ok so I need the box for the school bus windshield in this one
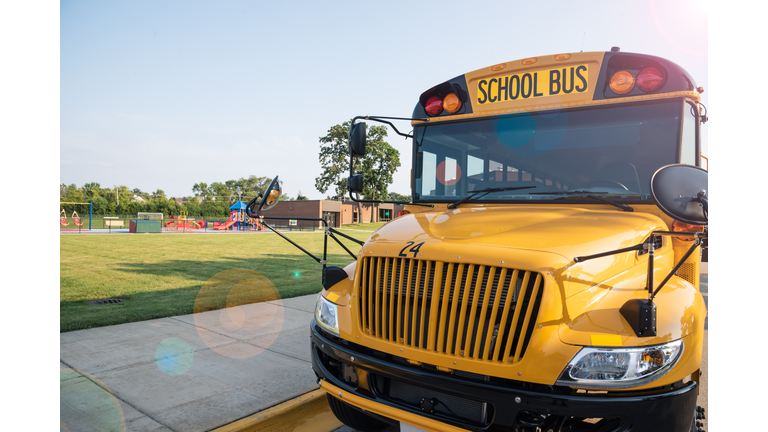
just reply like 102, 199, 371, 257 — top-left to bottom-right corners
413, 100, 685, 203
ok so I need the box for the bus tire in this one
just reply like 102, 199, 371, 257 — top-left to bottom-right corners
327, 393, 388, 432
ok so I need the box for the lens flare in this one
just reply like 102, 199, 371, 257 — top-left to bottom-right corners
155, 337, 194, 376
60, 367, 126, 432
193, 269, 283, 359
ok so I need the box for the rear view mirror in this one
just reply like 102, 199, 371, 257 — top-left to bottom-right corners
259, 176, 282, 211
349, 122, 367, 157
347, 175, 364, 193
650, 164, 708, 225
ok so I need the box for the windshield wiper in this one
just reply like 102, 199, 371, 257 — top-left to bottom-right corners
448, 186, 536, 209
528, 191, 634, 212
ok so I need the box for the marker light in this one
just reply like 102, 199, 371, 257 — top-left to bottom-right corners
554, 54, 571, 61
637, 67, 664, 92
672, 220, 705, 241
443, 93, 461, 114
609, 70, 635, 95
521, 57, 538, 65
425, 96, 443, 116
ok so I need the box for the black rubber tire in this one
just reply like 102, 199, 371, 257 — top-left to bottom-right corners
327, 393, 389, 432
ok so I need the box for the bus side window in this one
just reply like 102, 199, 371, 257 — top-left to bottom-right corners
681, 102, 697, 166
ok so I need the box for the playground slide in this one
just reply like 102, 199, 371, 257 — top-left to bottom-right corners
214, 219, 236, 230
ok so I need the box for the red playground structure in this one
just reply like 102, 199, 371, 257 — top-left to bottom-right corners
164, 211, 204, 230
214, 203, 264, 231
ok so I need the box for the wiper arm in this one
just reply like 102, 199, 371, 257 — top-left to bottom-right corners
447, 186, 536, 209
528, 190, 608, 195
528, 191, 633, 212
584, 195, 634, 212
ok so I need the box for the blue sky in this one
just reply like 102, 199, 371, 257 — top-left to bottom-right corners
60, 0, 709, 200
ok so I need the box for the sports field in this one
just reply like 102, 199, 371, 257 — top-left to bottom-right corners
60, 223, 383, 332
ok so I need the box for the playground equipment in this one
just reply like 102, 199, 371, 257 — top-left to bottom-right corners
214, 211, 239, 230
213, 202, 265, 231
164, 210, 204, 230
60, 202, 92, 230
72, 211, 83, 226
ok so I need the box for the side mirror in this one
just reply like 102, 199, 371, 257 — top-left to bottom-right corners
650, 164, 708, 225
348, 174, 364, 193
258, 176, 282, 211
349, 122, 367, 157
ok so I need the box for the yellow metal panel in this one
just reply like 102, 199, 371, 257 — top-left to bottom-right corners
492, 269, 518, 361
472, 267, 496, 359
514, 273, 542, 362
591, 335, 622, 346
503, 271, 531, 362
395, 258, 406, 342
411, 260, 424, 346
482, 268, 507, 360
445, 264, 465, 355
367, 258, 374, 334
402, 259, 415, 344
463, 265, 485, 358
436, 263, 455, 352
361, 258, 368, 334
454, 264, 475, 356
427, 261, 445, 351
388, 257, 396, 341
417, 261, 431, 348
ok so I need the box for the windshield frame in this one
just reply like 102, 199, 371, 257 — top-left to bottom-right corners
410, 98, 696, 205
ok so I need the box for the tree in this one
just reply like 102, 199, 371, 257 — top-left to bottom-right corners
388, 191, 411, 202
315, 119, 400, 221
359, 134, 401, 222
295, 190, 309, 201
152, 189, 166, 200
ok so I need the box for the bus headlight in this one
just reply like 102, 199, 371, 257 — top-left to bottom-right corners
556, 340, 683, 389
315, 295, 339, 335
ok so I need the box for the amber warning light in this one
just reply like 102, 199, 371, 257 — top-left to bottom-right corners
425, 93, 462, 116
610, 67, 665, 95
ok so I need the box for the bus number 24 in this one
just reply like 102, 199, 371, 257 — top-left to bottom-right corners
399, 241, 425, 258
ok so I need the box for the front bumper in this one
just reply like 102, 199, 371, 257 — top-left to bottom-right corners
311, 321, 698, 432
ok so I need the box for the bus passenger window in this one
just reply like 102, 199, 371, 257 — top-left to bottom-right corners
681, 103, 697, 166
467, 155, 484, 191
489, 160, 503, 182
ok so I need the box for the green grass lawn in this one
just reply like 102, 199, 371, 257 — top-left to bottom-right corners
59, 226, 383, 332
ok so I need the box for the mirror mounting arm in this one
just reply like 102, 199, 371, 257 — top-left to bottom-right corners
347, 115, 434, 208
351, 115, 430, 140
574, 230, 706, 337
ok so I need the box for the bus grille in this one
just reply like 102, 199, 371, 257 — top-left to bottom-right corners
358, 257, 544, 363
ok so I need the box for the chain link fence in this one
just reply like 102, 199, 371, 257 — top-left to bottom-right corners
59, 215, 318, 233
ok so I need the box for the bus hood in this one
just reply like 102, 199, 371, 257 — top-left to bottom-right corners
366, 205, 669, 297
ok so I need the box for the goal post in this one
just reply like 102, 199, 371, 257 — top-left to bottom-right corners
137, 212, 164, 220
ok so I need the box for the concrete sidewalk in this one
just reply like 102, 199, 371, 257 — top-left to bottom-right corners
60, 294, 335, 432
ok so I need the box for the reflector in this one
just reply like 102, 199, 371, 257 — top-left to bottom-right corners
672, 220, 704, 241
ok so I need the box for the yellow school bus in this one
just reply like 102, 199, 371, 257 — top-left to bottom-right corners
249, 47, 708, 432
